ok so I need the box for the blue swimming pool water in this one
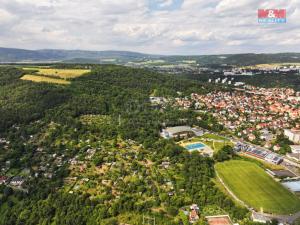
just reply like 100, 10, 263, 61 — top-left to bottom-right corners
185, 143, 205, 151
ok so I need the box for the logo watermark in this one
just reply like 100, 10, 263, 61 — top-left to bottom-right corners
258, 9, 286, 23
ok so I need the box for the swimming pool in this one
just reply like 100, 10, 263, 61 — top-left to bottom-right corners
185, 142, 205, 151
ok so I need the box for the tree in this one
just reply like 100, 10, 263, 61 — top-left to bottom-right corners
213, 145, 234, 162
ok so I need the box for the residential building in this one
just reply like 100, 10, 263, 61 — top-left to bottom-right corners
189, 204, 200, 224
284, 129, 300, 144
10, 176, 25, 186
161, 126, 196, 139
290, 145, 300, 153
0, 176, 8, 185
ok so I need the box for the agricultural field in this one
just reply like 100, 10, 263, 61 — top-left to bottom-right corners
35, 68, 91, 79
21, 74, 70, 85
21, 68, 91, 84
215, 160, 300, 214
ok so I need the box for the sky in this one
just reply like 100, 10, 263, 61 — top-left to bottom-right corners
0, 0, 300, 55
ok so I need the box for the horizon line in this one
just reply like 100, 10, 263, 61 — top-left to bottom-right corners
1, 46, 300, 57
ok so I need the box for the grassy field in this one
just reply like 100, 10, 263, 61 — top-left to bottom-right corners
21, 68, 90, 84
215, 160, 300, 214
35, 68, 91, 79
201, 133, 229, 141
194, 133, 233, 152
21, 75, 70, 85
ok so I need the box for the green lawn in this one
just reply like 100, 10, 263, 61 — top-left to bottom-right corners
195, 133, 233, 152
215, 160, 300, 214
201, 133, 229, 141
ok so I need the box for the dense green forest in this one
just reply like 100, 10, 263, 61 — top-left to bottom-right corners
0, 65, 259, 225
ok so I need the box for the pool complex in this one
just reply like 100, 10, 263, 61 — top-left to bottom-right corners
184, 142, 206, 151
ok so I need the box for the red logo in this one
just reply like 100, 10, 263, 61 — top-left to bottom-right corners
258, 9, 286, 18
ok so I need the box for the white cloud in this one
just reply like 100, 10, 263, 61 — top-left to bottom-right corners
156, 0, 174, 7
0, 0, 299, 54
0, 8, 16, 24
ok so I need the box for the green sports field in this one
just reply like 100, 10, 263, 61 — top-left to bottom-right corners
215, 160, 300, 214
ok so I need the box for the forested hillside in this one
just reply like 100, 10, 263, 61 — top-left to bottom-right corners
0, 66, 250, 225
2, 47, 300, 66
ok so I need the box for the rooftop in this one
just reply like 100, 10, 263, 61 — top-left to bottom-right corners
164, 126, 193, 135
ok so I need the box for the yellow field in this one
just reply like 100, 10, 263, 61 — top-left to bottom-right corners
21, 68, 91, 85
21, 75, 70, 85
35, 69, 90, 79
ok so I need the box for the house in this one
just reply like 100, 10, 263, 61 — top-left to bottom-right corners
290, 145, 300, 153
10, 176, 24, 186
0, 176, 8, 184
273, 144, 281, 152
191, 128, 204, 136
0, 138, 8, 144
149, 96, 166, 106
161, 161, 170, 169
248, 134, 256, 141
284, 129, 300, 144
260, 130, 274, 141
189, 204, 200, 224
264, 142, 272, 149
190, 204, 200, 211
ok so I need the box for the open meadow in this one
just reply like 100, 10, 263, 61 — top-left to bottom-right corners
215, 160, 300, 214
21, 68, 91, 84
21, 74, 70, 85
190, 133, 233, 152
35, 68, 91, 79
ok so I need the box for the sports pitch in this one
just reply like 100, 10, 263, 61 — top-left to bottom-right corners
215, 160, 300, 214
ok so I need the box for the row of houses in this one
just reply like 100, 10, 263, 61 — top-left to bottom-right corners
0, 176, 25, 186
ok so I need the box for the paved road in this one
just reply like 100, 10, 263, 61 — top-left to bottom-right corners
253, 210, 300, 224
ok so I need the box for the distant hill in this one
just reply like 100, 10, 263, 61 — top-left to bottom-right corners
0, 47, 157, 63
1, 47, 300, 65
162, 53, 300, 66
